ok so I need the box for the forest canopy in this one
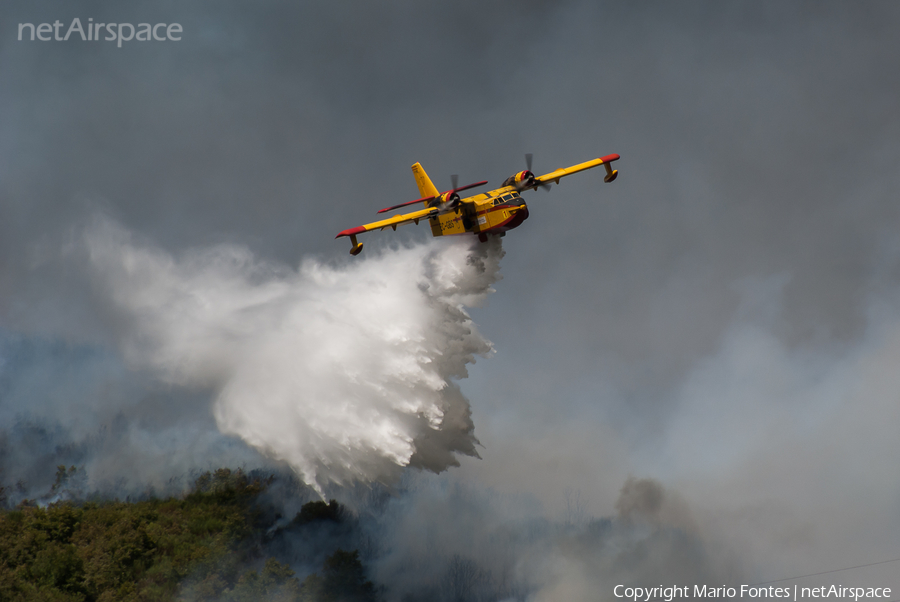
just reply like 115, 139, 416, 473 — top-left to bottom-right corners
0, 467, 377, 602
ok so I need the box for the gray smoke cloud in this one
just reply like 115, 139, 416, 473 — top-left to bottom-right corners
360, 473, 739, 602
3, 0, 900, 595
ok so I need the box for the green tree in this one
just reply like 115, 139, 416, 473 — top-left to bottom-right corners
300, 549, 377, 602
221, 558, 301, 602
293, 500, 344, 526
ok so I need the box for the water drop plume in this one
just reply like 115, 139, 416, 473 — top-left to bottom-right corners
84, 216, 503, 493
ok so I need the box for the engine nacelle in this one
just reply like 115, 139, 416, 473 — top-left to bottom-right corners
502, 170, 536, 190
428, 191, 461, 209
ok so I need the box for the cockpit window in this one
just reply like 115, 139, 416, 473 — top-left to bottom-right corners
493, 193, 521, 206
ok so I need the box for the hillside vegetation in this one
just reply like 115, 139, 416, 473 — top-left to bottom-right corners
0, 468, 377, 602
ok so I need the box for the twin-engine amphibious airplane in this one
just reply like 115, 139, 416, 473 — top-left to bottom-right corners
336, 153, 620, 255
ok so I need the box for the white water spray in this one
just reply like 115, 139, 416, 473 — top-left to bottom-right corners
84, 216, 502, 492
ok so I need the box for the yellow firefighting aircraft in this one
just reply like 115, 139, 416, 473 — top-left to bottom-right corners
336, 153, 620, 255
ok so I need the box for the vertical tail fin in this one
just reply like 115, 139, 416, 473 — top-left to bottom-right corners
411, 162, 440, 199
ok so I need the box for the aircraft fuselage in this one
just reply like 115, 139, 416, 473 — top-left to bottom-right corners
429, 188, 529, 240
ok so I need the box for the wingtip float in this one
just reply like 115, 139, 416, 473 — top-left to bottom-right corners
335, 153, 620, 255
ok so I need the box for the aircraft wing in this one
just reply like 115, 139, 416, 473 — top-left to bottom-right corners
336, 205, 439, 254
534, 153, 620, 186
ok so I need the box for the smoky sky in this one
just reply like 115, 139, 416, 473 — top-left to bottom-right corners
2, 0, 900, 594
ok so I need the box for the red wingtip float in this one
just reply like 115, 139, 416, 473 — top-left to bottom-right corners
336, 154, 620, 255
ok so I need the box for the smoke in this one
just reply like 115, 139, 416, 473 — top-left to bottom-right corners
81, 214, 501, 492
2, 1, 899, 594
357, 472, 740, 602
0, 326, 276, 502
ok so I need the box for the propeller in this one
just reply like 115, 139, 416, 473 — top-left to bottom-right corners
525, 153, 551, 191
436, 174, 463, 212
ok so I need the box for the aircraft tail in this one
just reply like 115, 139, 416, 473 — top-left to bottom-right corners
411, 162, 440, 198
